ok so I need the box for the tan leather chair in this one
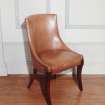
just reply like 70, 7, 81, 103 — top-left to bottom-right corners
25, 14, 84, 105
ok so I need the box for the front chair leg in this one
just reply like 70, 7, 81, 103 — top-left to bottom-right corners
77, 57, 84, 91
38, 73, 52, 105
27, 69, 37, 88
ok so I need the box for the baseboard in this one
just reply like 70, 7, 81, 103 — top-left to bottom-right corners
7, 74, 105, 78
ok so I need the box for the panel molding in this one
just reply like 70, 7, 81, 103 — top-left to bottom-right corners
14, 0, 20, 29
4, 42, 105, 74
15, 0, 105, 29
0, 9, 7, 76
14, 0, 50, 29
65, 0, 105, 29
4, 41, 105, 63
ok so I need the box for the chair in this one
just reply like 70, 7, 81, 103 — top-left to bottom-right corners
25, 14, 84, 105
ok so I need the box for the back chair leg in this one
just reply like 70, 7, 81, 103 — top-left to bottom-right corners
27, 76, 34, 88
72, 67, 77, 81
27, 69, 37, 88
77, 57, 84, 91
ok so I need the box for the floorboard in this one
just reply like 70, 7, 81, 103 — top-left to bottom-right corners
0, 75, 105, 105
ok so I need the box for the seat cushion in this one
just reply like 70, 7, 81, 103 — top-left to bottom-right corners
39, 49, 82, 73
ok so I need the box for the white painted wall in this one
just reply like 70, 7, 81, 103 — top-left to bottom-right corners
0, 0, 105, 75
0, 9, 7, 76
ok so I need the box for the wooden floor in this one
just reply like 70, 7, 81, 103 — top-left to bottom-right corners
0, 75, 105, 105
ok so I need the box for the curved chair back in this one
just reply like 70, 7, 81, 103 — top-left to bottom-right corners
26, 14, 65, 54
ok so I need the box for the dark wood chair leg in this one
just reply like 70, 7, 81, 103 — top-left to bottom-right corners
72, 67, 77, 81
77, 58, 84, 91
27, 69, 37, 88
27, 76, 34, 88
38, 72, 52, 105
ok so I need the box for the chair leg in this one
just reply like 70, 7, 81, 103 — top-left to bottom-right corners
72, 67, 77, 81
38, 73, 52, 105
77, 58, 84, 91
27, 69, 37, 88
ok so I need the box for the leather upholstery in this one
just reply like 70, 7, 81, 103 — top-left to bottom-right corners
39, 49, 82, 73
25, 14, 83, 74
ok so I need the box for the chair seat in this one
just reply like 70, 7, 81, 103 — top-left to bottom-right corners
39, 49, 82, 73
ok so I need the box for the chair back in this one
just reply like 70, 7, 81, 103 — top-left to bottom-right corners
26, 14, 65, 54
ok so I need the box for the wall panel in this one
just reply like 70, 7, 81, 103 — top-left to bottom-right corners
0, 9, 7, 76
0, 0, 105, 75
